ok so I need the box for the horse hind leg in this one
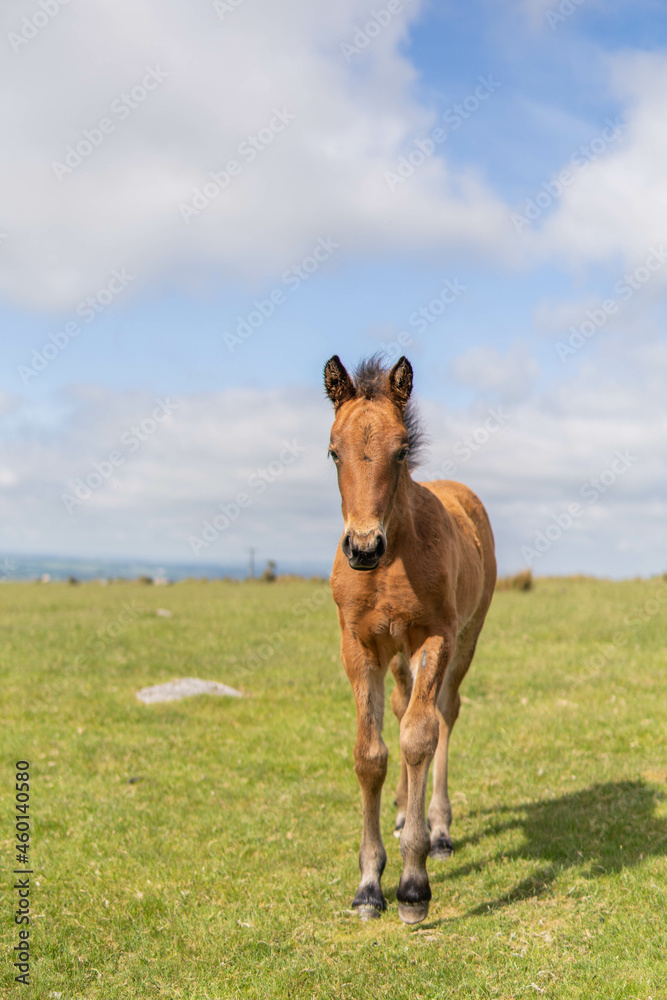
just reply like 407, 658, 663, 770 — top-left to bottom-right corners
427, 696, 459, 858
427, 620, 482, 859
389, 652, 412, 837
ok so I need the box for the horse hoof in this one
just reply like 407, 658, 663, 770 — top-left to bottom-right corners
398, 901, 430, 924
429, 837, 454, 859
352, 886, 386, 918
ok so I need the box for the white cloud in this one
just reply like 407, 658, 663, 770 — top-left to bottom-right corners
419, 341, 667, 576
0, 0, 509, 310
537, 52, 667, 274
0, 383, 338, 566
2, 340, 667, 576
0, 391, 18, 416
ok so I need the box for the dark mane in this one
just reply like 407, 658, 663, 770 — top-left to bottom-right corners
352, 354, 427, 470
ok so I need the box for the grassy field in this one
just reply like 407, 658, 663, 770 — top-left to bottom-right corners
2, 576, 666, 999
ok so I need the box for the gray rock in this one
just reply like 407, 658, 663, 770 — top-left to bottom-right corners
137, 677, 242, 703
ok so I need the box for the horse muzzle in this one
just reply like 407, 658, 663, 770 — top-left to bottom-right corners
342, 527, 387, 571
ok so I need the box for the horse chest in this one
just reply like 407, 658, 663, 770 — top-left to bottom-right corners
339, 579, 426, 648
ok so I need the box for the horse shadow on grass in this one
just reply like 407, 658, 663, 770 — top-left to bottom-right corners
424, 779, 666, 918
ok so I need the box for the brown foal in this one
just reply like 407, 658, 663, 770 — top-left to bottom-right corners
324, 354, 496, 924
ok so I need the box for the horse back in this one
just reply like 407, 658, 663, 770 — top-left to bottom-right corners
418, 478, 497, 619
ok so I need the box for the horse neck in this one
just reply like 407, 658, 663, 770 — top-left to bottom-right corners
384, 470, 421, 554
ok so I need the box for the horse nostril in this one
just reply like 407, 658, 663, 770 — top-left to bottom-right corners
343, 529, 386, 566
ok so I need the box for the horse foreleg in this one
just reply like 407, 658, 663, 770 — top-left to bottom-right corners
342, 635, 388, 919
397, 634, 454, 924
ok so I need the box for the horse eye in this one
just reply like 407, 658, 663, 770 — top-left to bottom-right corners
329, 448, 339, 463
397, 447, 409, 462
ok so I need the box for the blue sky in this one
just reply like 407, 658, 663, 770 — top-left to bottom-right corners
1, 0, 667, 576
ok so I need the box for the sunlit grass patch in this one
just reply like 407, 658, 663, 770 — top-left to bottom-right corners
1, 576, 666, 998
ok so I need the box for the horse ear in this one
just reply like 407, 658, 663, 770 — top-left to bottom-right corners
388, 356, 413, 409
324, 355, 356, 410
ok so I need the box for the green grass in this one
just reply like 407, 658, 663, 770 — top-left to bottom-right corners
2, 576, 666, 999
